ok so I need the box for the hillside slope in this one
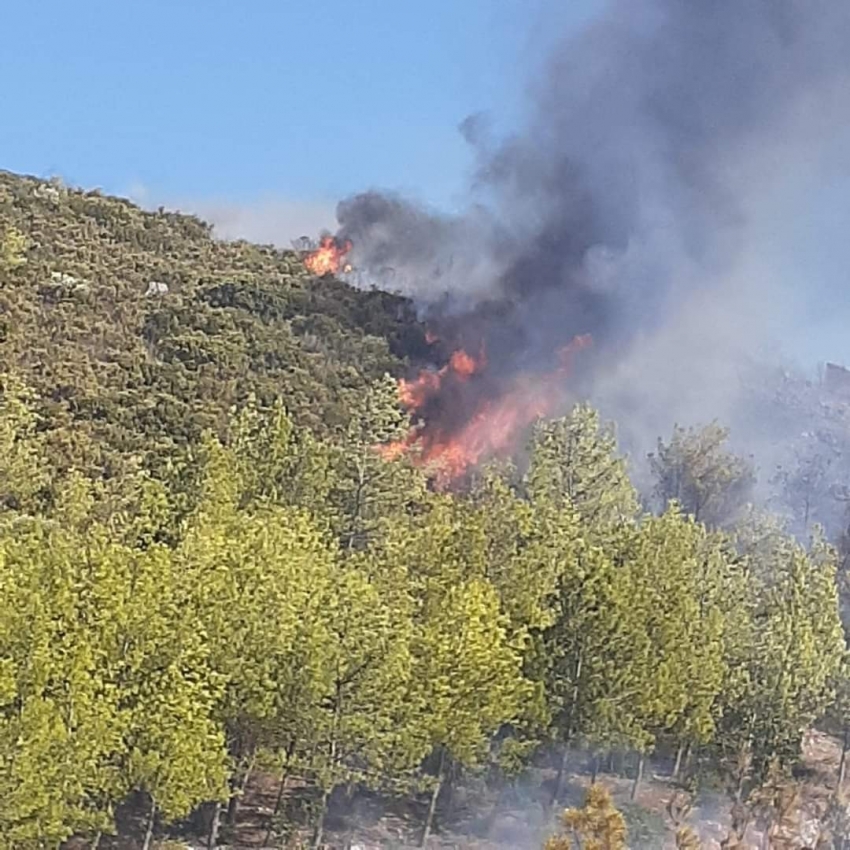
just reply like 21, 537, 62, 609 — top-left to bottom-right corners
0, 169, 426, 479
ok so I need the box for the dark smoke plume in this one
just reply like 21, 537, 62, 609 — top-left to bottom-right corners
336, 0, 850, 486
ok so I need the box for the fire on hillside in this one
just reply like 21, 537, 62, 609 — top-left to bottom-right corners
304, 234, 593, 487
303, 235, 353, 276
382, 333, 592, 487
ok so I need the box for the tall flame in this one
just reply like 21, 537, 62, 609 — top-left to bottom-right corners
383, 333, 592, 486
303, 235, 353, 276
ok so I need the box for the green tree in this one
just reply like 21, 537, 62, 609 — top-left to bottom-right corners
526, 404, 638, 534
368, 494, 530, 845
306, 566, 417, 849
330, 374, 425, 551
827, 654, 850, 790
649, 423, 754, 527
412, 577, 528, 846
0, 494, 228, 847
619, 508, 727, 797
177, 444, 338, 843
0, 226, 27, 272
543, 530, 650, 806
229, 396, 336, 518
0, 374, 49, 513
467, 464, 581, 635
718, 526, 844, 791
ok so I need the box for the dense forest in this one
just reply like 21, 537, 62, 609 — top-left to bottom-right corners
2, 170, 850, 849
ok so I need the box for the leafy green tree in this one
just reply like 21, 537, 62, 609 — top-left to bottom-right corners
229, 396, 336, 518
619, 508, 727, 797
367, 494, 530, 845
329, 374, 425, 551
177, 444, 338, 842
0, 493, 228, 847
718, 526, 844, 791
306, 566, 417, 849
650, 423, 754, 527
527, 404, 638, 535
114, 541, 228, 848
0, 226, 27, 272
828, 654, 850, 789
412, 577, 528, 846
0, 374, 49, 513
0, 514, 130, 845
543, 531, 651, 806
468, 465, 580, 637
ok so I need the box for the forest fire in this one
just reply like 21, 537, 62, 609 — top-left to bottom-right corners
303, 235, 353, 276
302, 230, 593, 484
385, 334, 592, 486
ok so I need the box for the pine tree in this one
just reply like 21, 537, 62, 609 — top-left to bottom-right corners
526, 404, 638, 535
620, 508, 727, 794
306, 566, 417, 848
649, 423, 754, 527
545, 783, 627, 850
177, 453, 339, 839
718, 524, 845, 789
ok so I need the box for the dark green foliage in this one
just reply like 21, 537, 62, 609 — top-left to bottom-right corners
0, 169, 423, 485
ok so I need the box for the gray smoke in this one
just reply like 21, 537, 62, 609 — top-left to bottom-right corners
335, 0, 850, 514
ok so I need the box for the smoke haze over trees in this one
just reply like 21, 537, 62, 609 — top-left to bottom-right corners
335, 0, 850, 501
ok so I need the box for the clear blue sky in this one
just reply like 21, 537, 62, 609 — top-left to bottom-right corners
0, 0, 600, 212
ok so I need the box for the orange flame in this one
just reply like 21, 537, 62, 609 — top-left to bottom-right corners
382, 333, 592, 486
304, 235, 353, 276
397, 346, 485, 409
449, 348, 485, 378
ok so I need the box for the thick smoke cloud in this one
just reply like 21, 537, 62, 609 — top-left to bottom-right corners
335, 0, 850, 505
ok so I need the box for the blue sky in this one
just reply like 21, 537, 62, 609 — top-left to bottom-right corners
0, 0, 600, 218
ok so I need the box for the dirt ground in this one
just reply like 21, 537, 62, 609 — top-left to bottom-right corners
64, 730, 846, 849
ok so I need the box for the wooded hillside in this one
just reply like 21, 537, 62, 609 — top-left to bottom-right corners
0, 169, 426, 482
2, 172, 850, 849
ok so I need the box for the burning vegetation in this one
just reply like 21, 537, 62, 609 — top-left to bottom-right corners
302, 230, 599, 487
382, 329, 593, 486
303, 234, 353, 276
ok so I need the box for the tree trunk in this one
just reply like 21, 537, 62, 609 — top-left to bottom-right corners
443, 756, 457, 821
617, 750, 627, 776
840, 726, 849, 790
227, 751, 256, 826
142, 797, 156, 850
264, 743, 296, 847
551, 744, 571, 809
630, 753, 645, 801
90, 831, 102, 850
591, 752, 600, 784
421, 750, 446, 848
312, 788, 329, 850
207, 800, 222, 849
550, 650, 583, 810
673, 743, 685, 779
